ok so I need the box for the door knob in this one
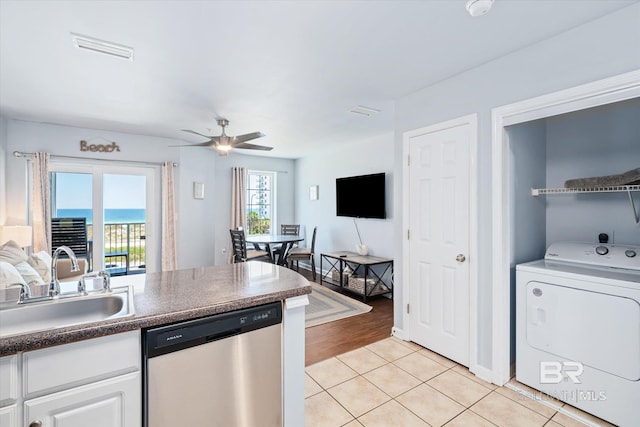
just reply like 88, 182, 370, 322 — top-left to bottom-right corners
29, 421, 43, 427
456, 254, 466, 263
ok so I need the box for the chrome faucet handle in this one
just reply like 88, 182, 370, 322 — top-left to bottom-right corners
98, 270, 111, 291
77, 278, 87, 295
7, 282, 32, 303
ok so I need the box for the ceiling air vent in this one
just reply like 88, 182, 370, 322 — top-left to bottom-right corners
349, 106, 380, 117
71, 33, 134, 61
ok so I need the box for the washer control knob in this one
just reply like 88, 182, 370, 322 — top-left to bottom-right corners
625, 249, 637, 258
595, 245, 609, 255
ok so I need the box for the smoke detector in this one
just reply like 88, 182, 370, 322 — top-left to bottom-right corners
466, 0, 494, 17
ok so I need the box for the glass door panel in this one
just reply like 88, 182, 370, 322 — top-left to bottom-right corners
103, 174, 147, 276
50, 172, 93, 271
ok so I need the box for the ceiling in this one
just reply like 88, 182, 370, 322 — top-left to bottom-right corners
0, 0, 637, 159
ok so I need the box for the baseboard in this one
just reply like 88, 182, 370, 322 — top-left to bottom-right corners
391, 326, 407, 340
470, 364, 495, 385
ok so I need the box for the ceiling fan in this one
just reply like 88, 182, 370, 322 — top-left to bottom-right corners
173, 118, 272, 155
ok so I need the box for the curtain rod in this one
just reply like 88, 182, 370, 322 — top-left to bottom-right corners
13, 151, 177, 167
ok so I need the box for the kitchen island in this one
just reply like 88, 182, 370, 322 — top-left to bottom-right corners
0, 262, 311, 427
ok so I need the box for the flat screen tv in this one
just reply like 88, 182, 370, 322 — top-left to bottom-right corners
336, 173, 386, 219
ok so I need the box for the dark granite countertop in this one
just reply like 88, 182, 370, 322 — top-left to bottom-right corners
0, 262, 311, 356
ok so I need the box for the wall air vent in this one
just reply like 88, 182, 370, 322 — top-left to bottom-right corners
71, 33, 134, 61
349, 106, 380, 117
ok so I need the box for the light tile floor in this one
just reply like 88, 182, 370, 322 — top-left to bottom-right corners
305, 337, 615, 427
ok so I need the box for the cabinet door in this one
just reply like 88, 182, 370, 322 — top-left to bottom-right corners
0, 404, 18, 427
24, 372, 140, 427
0, 354, 18, 404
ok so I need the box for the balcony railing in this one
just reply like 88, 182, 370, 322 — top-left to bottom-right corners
87, 223, 146, 276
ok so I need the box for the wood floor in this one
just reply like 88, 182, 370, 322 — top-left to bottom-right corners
296, 268, 394, 366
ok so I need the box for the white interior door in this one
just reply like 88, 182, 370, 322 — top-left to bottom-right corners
408, 122, 470, 366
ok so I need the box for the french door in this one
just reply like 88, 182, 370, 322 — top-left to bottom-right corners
49, 162, 157, 275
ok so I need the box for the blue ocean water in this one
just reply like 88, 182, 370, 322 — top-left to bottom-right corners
55, 209, 146, 224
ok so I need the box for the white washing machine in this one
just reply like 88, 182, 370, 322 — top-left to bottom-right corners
516, 242, 640, 427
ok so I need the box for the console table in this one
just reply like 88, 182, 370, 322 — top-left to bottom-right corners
320, 251, 393, 302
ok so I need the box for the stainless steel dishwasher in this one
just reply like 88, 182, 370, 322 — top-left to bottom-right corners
143, 301, 283, 427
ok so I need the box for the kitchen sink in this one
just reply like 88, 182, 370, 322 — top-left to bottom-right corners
0, 286, 134, 338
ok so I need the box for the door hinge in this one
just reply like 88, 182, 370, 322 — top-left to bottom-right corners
407, 229, 410, 240
407, 155, 410, 166
406, 303, 410, 314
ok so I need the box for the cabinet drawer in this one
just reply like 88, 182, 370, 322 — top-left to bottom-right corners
23, 330, 140, 397
24, 371, 141, 427
0, 354, 18, 405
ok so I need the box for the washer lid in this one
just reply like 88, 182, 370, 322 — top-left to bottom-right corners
545, 242, 640, 271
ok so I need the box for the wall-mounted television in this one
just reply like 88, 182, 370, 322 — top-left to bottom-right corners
336, 173, 386, 219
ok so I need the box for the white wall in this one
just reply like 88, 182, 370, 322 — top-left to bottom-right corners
394, 3, 640, 370
294, 133, 394, 271
0, 117, 7, 225
213, 153, 296, 266
545, 98, 640, 245
1, 118, 296, 270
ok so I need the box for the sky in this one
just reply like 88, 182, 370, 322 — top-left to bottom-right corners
54, 172, 146, 209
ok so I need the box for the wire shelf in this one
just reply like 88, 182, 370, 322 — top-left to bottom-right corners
531, 185, 640, 196
531, 185, 640, 224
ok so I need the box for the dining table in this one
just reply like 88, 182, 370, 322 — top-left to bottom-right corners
245, 234, 305, 266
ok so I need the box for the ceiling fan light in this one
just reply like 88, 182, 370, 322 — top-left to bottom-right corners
466, 0, 494, 17
217, 145, 232, 153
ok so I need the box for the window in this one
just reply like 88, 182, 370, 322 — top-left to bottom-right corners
246, 171, 276, 235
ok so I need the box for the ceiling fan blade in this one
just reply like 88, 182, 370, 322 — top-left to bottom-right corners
169, 141, 215, 148
181, 129, 214, 139
233, 131, 266, 144
231, 141, 273, 151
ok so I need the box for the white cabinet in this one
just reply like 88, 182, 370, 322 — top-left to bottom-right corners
1, 330, 141, 427
0, 354, 19, 427
24, 372, 139, 427
0, 404, 18, 427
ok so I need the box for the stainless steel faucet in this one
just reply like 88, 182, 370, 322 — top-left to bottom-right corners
50, 245, 79, 297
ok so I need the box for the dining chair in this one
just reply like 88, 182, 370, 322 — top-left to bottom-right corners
272, 224, 300, 263
286, 226, 317, 279
229, 229, 272, 263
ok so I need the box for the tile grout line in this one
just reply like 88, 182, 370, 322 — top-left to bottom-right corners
503, 382, 605, 426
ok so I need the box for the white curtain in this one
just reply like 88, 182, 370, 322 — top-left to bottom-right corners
31, 152, 50, 253
231, 167, 247, 230
161, 161, 177, 271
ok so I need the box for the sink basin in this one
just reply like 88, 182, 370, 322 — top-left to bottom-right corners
0, 287, 134, 338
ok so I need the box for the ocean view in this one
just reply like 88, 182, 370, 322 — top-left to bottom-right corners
55, 208, 146, 224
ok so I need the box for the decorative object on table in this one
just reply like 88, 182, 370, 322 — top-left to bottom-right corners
305, 283, 371, 328
287, 226, 317, 279
564, 167, 640, 189
173, 118, 272, 156
353, 218, 368, 256
193, 182, 205, 199
331, 265, 353, 283
309, 185, 319, 201
347, 275, 391, 296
